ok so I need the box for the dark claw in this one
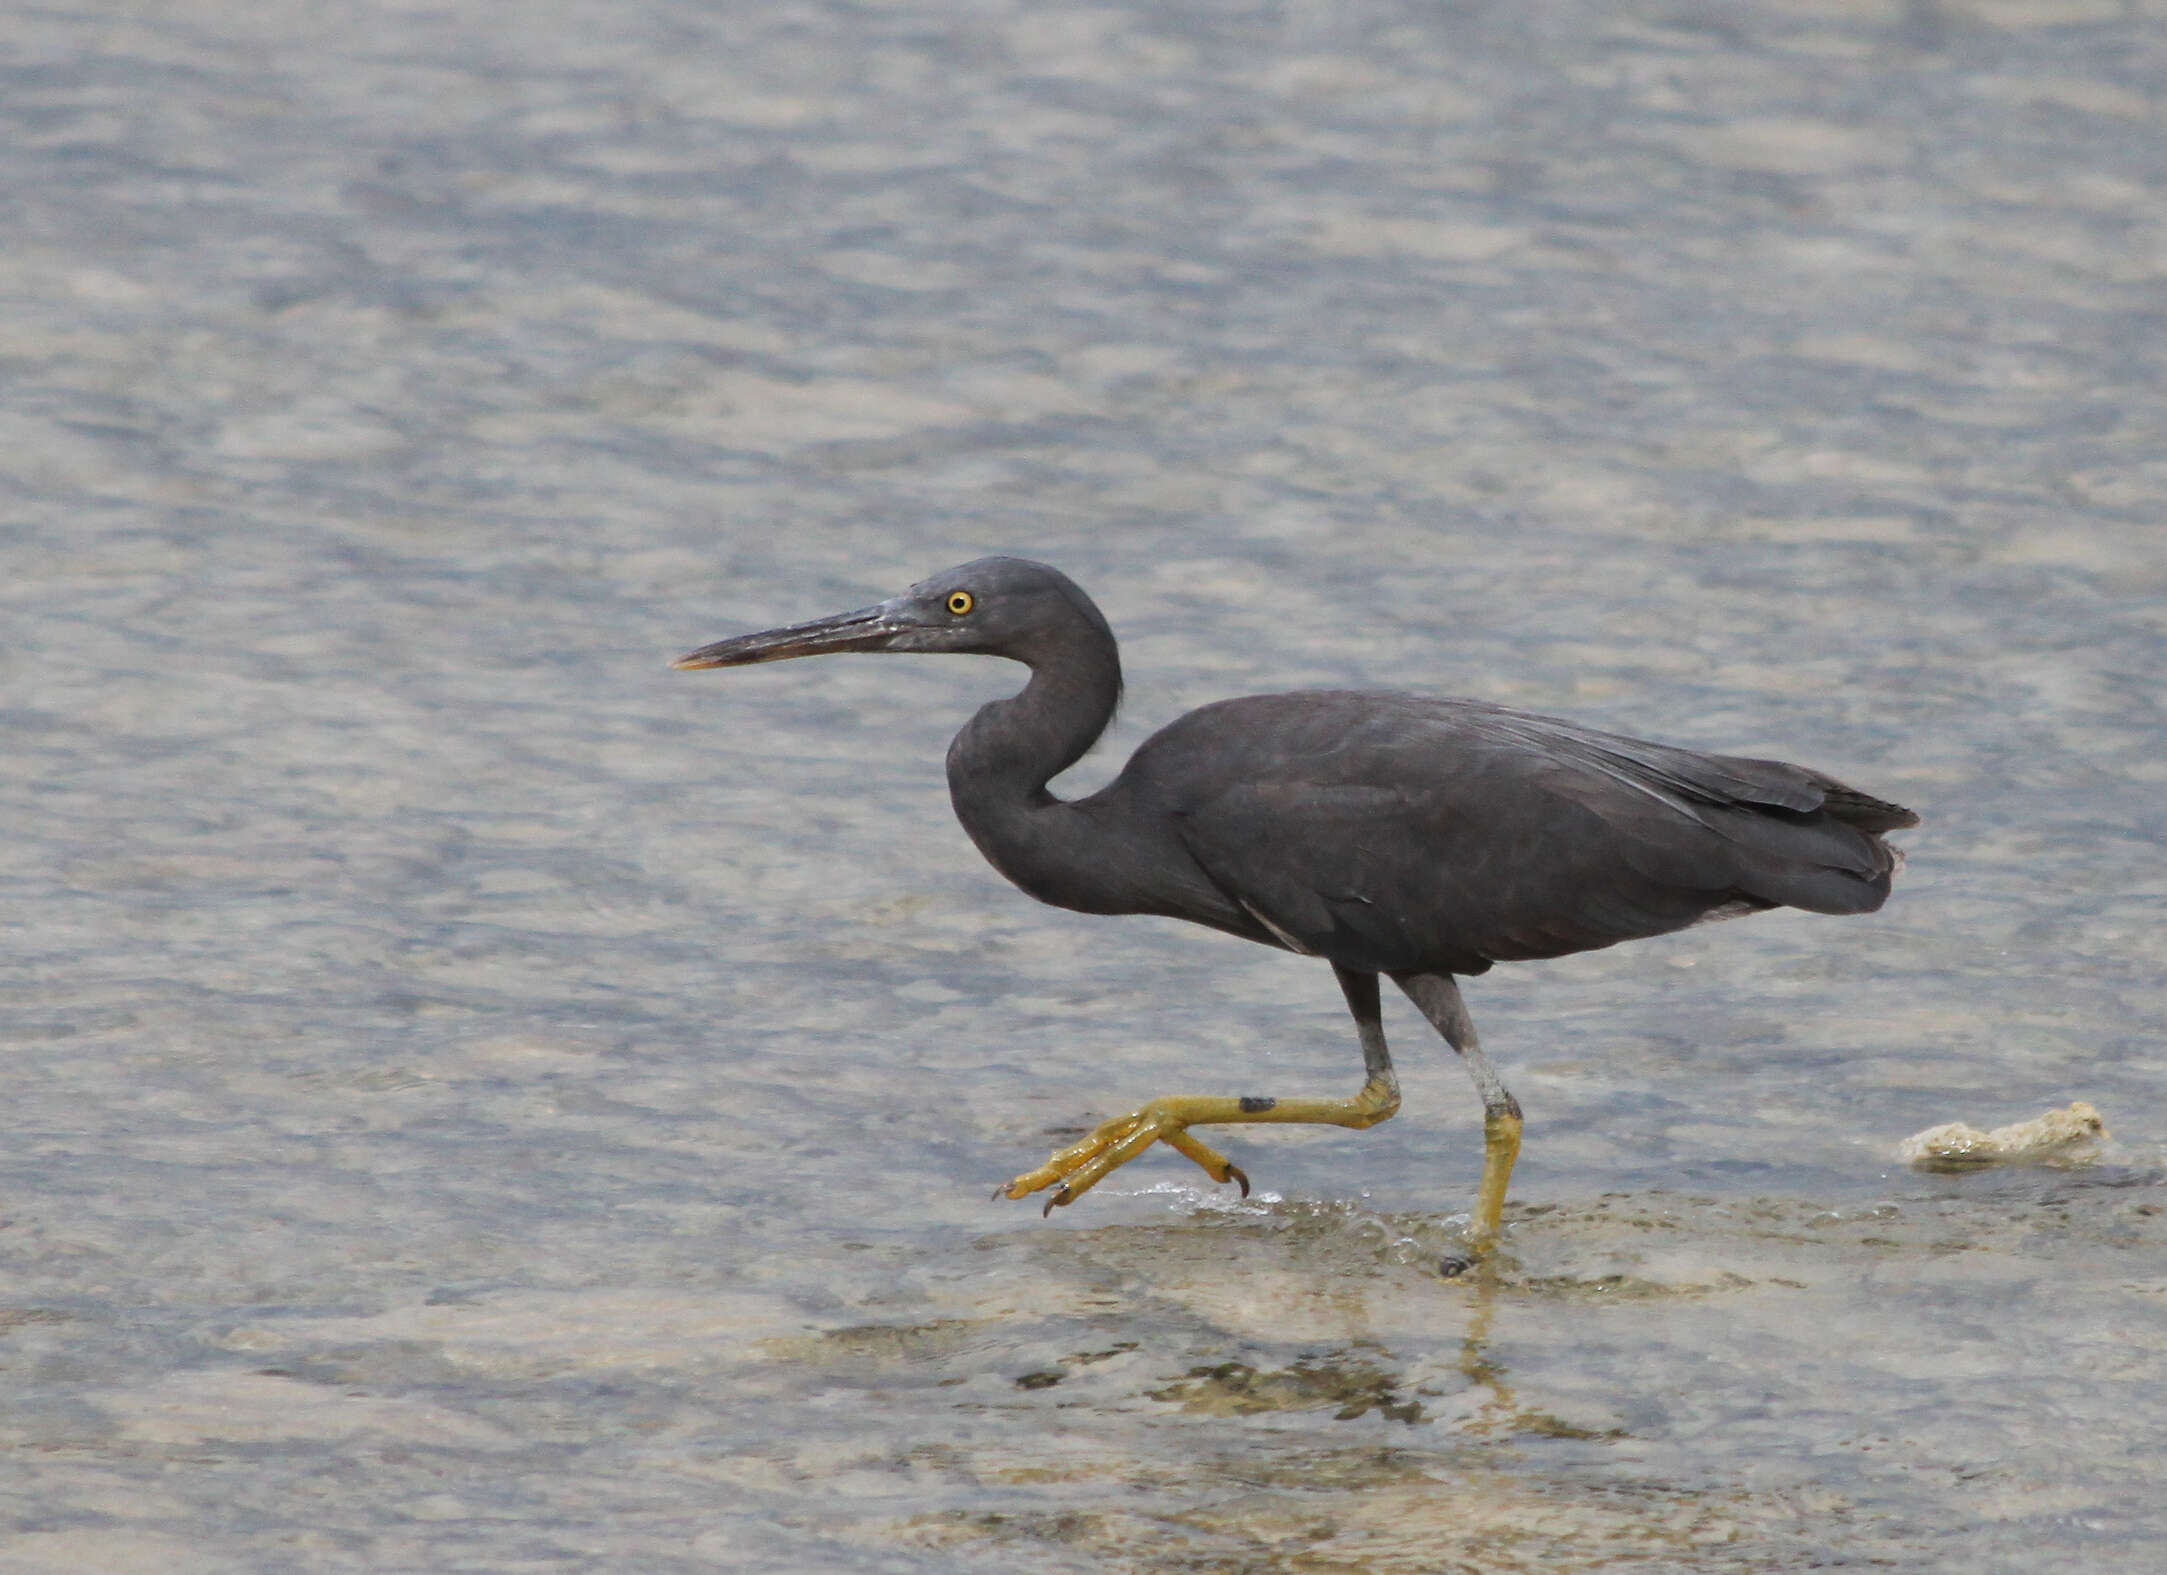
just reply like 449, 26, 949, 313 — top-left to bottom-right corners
1042, 1188, 1071, 1218
1226, 1164, 1251, 1199
1438, 1252, 1473, 1279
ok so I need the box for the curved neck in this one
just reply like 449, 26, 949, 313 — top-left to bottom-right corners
945, 618, 1121, 891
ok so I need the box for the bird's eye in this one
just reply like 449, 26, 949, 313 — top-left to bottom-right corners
947, 591, 975, 616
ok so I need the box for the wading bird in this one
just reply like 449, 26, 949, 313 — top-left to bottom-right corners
675, 558, 1914, 1250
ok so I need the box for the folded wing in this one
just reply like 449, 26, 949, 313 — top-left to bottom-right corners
1125, 692, 1914, 976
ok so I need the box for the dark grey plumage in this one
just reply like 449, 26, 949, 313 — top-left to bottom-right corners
1088, 691, 1912, 974
677, 556, 1916, 1243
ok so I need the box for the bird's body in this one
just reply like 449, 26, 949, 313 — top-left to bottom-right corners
677, 557, 1915, 1254
998, 690, 1909, 975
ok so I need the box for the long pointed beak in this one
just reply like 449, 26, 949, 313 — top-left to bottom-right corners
672, 601, 909, 670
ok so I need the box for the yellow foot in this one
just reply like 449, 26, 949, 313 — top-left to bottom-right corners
1469, 1109, 1522, 1247
1439, 1108, 1524, 1273
999, 1098, 1250, 1215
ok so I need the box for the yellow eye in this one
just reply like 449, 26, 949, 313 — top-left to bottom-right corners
946, 590, 975, 616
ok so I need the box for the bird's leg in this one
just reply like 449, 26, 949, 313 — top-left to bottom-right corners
1000, 965, 1401, 1214
1394, 971, 1521, 1251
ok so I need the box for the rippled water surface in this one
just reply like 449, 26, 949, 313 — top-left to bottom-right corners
6, 1, 2166, 1569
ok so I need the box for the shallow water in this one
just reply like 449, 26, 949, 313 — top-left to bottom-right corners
5, 0, 2166, 1569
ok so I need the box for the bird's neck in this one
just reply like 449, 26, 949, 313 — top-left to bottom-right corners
945, 634, 1121, 901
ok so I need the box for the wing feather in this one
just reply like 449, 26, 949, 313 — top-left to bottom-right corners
1115, 691, 1912, 975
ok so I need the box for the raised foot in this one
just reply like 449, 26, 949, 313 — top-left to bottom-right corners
999, 1099, 1250, 1214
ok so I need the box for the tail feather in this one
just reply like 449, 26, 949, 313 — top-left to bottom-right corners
1811, 778, 1918, 833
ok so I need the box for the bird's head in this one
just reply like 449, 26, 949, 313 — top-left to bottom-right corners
673, 556, 1113, 671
